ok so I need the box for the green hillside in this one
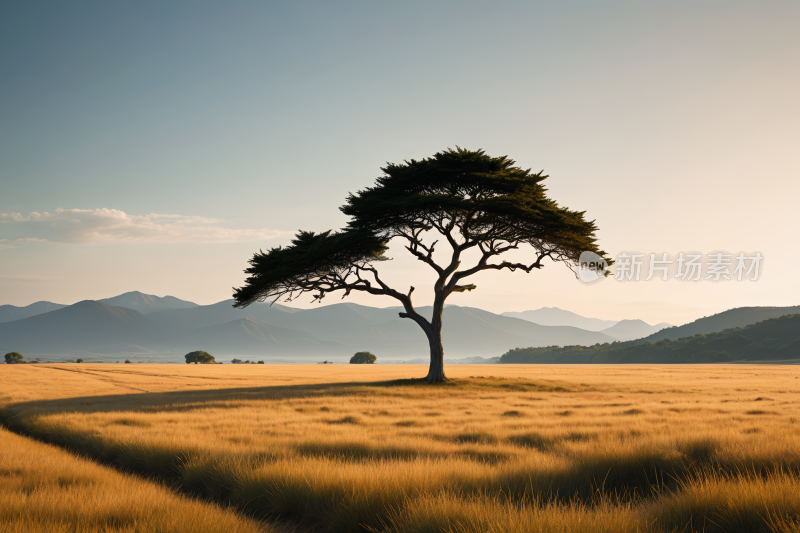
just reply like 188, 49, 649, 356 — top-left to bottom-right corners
500, 313, 800, 364
632, 305, 800, 343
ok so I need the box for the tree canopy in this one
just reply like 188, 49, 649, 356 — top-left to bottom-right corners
234, 148, 610, 382
4, 352, 23, 364
185, 351, 216, 364
350, 351, 377, 364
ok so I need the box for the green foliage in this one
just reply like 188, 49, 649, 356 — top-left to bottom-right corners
185, 351, 216, 364
500, 313, 800, 364
76, 358, 84, 364
350, 351, 377, 364
233, 148, 610, 309
4, 352, 23, 364
342, 147, 610, 266
233, 229, 388, 307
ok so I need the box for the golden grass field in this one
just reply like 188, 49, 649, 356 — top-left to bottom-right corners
2, 363, 800, 533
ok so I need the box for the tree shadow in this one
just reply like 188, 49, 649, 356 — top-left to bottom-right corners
0, 378, 443, 422
0, 375, 578, 423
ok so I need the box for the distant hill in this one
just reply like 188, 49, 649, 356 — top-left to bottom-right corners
178, 317, 348, 356
500, 313, 800, 364
8, 294, 793, 364
0, 301, 67, 323
148, 301, 615, 358
0, 300, 164, 353
99, 291, 198, 314
144, 299, 330, 332
306, 305, 616, 358
631, 306, 800, 344
0, 297, 615, 361
599, 319, 672, 342
502, 308, 618, 331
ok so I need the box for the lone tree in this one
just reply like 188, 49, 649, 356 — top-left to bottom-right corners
234, 148, 609, 382
350, 351, 377, 364
4, 352, 23, 364
185, 351, 216, 364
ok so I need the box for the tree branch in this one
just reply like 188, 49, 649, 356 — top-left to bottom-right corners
399, 230, 444, 275
444, 248, 555, 294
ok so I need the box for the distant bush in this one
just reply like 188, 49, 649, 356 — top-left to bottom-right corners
257, 361, 264, 364
76, 358, 84, 364
4, 352, 23, 364
185, 351, 216, 364
350, 351, 377, 364
231, 358, 243, 364
124, 360, 131, 364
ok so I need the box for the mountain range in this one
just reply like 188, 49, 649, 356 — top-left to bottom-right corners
501, 308, 671, 341
630, 306, 800, 344
99, 291, 199, 314
0, 293, 619, 362
2, 292, 794, 364
0, 301, 68, 323
502, 308, 619, 331
500, 312, 800, 364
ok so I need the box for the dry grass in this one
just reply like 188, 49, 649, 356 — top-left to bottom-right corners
2, 363, 800, 532
0, 426, 269, 533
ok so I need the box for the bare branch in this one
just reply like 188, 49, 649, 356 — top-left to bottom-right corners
444, 248, 555, 295
400, 229, 444, 275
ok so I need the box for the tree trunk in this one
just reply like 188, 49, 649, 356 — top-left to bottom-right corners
425, 330, 446, 382
425, 297, 447, 383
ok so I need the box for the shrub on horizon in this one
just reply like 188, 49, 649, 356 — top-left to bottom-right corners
185, 351, 216, 364
350, 351, 377, 364
76, 358, 84, 363
4, 352, 23, 364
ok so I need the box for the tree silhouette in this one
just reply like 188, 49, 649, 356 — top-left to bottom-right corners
350, 351, 377, 364
185, 351, 216, 364
234, 148, 610, 382
4, 352, 23, 364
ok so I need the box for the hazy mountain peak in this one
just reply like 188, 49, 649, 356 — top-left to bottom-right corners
502, 308, 618, 331
600, 319, 672, 342
0, 300, 68, 323
99, 291, 199, 314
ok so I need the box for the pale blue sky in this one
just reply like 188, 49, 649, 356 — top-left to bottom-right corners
2, 1, 798, 325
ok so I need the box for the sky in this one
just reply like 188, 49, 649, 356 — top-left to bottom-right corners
1, 1, 798, 326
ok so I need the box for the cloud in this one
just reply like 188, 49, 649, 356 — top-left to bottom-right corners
0, 274, 51, 282
0, 244, 13, 249
0, 208, 287, 244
